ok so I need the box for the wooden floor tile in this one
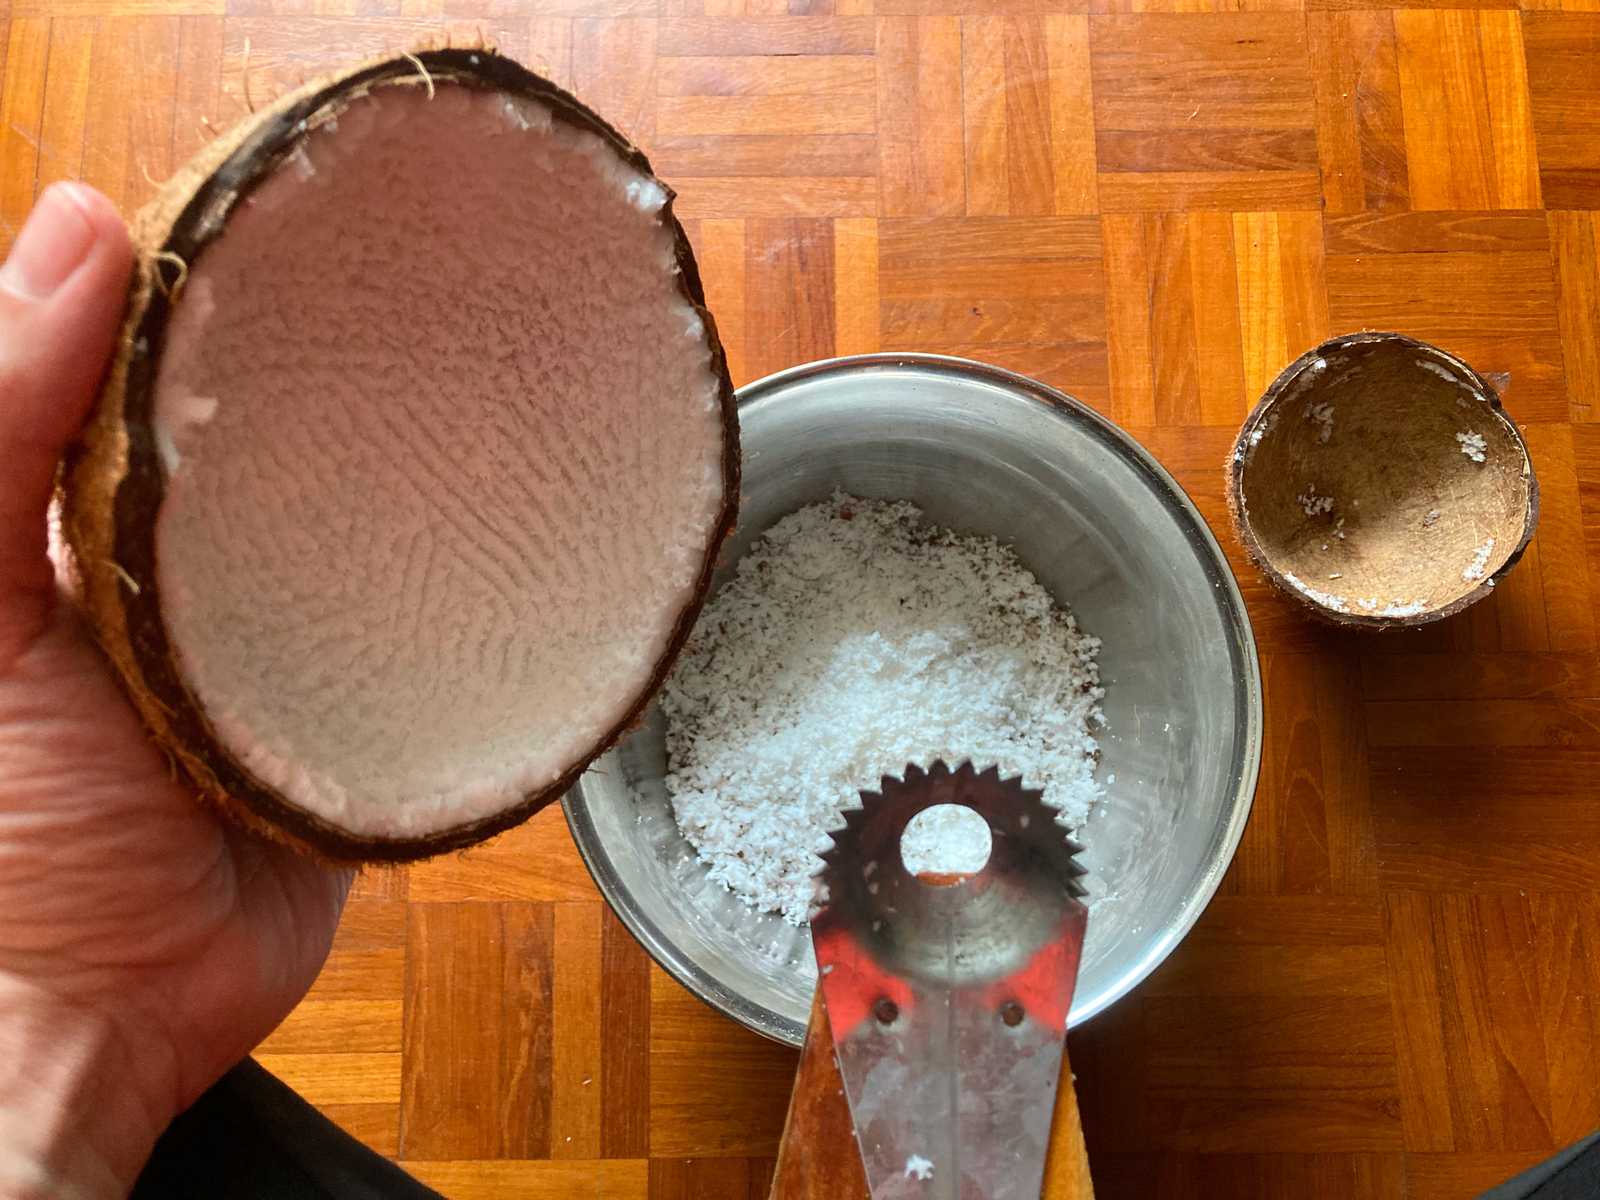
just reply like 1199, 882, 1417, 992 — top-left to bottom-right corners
1309, 11, 1408, 213
959, 16, 1094, 217
1384, 892, 1600, 1153
877, 15, 964, 217
1375, 746, 1600, 892
1230, 654, 1376, 895
308, 899, 407, 1000
258, 998, 404, 1055
744, 217, 837, 380
1092, 1153, 1405, 1199
1100, 213, 1247, 427
648, 967, 796, 1158
601, 906, 652, 1159
1144, 896, 1388, 998
406, 1160, 650, 1199
879, 214, 1108, 401
833, 215, 880, 357
550, 904, 604, 1159
1524, 13, 1600, 206
1574, 425, 1600, 575
1141, 992, 1404, 1152
1091, 14, 1319, 211
1405, 1151, 1562, 1198
1324, 242, 1567, 421
15, 10, 1600, 1195
648, 1157, 775, 1198
1551, 210, 1600, 422
255, 1051, 404, 1107
1231, 210, 1329, 404
400, 903, 555, 1160
407, 805, 601, 903
573, 18, 659, 148
1393, 11, 1541, 211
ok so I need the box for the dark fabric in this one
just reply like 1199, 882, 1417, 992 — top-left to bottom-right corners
124, 1062, 1600, 1200
129, 1059, 441, 1200
1480, 1131, 1600, 1200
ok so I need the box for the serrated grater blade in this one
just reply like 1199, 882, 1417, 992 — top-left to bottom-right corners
810, 760, 1089, 1200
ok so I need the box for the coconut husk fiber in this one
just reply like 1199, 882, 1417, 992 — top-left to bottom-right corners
1225, 333, 1537, 629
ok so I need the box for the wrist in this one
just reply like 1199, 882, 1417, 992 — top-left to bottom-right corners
0, 978, 169, 1200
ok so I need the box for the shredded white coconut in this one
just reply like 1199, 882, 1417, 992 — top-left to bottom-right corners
905, 1155, 935, 1181
661, 493, 1104, 925
1297, 486, 1335, 517
1282, 571, 1348, 613
1463, 538, 1496, 582
1380, 598, 1430, 617
1457, 431, 1488, 463
900, 804, 992, 876
1305, 401, 1334, 444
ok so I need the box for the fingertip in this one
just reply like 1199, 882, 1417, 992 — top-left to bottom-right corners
0, 181, 133, 467
53, 181, 120, 231
53, 181, 134, 285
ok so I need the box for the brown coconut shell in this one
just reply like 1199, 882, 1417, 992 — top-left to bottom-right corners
62, 48, 740, 862
1224, 332, 1537, 630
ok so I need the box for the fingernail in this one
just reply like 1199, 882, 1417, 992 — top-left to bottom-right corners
0, 182, 98, 301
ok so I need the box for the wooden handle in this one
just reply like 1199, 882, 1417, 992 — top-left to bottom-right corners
769, 989, 1094, 1199
1041, 1027, 1095, 1199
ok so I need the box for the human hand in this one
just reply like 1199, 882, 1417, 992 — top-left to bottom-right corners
0, 184, 353, 1199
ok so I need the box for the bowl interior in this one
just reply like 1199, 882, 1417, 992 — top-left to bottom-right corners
1232, 336, 1536, 624
565, 356, 1262, 1045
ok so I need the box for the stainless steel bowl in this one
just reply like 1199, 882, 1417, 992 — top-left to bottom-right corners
564, 354, 1262, 1046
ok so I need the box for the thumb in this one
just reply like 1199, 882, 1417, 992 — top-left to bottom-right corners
0, 182, 133, 661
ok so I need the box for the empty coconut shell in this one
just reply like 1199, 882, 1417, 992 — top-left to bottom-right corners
64, 50, 739, 860
1226, 333, 1537, 628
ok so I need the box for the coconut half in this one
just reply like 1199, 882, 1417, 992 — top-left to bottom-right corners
64, 50, 739, 860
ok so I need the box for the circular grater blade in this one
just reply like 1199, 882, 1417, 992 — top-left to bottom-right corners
811, 760, 1090, 1200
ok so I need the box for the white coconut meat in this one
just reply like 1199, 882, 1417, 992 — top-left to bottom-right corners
150, 81, 727, 839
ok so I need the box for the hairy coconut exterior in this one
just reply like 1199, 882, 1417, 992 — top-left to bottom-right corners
63, 49, 741, 862
1224, 332, 1537, 630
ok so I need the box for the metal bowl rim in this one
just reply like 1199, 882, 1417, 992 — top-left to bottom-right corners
563, 351, 1264, 1047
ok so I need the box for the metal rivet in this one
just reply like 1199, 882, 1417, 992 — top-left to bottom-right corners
1000, 1001, 1024, 1027
874, 998, 899, 1025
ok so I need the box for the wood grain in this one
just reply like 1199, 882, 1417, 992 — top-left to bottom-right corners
1394, 11, 1540, 210
877, 15, 963, 216
550, 904, 604, 1159
766, 990, 869, 1200
13, 7, 1600, 1195
601, 906, 653, 1159
1, 19, 51, 238
400, 904, 555, 1160
1232, 211, 1330, 404
1324, 244, 1568, 420
879, 215, 1106, 404
1309, 11, 1408, 213
1552, 209, 1600, 422
1524, 14, 1600, 206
